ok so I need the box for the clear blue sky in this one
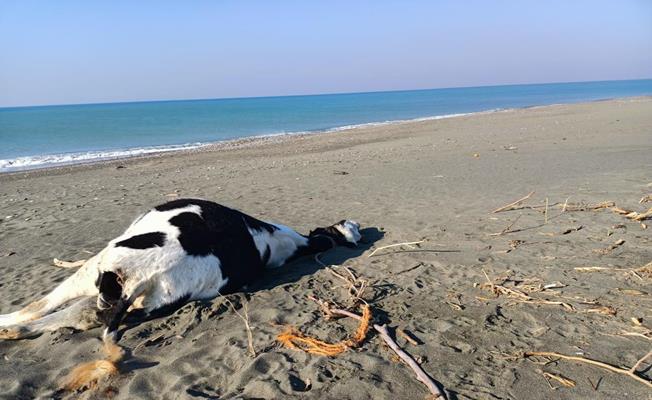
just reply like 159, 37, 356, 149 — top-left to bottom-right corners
1, 0, 650, 107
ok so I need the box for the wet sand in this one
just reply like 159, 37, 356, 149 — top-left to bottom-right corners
0, 97, 651, 399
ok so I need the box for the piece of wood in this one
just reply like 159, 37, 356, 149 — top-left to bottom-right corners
374, 324, 447, 399
320, 306, 447, 399
53, 258, 86, 268
524, 351, 652, 389
492, 191, 535, 213
398, 328, 420, 346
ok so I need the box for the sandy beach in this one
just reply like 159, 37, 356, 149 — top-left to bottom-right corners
0, 98, 651, 399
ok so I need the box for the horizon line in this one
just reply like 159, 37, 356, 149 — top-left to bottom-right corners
2, 77, 651, 110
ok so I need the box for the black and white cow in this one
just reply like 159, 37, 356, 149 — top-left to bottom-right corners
0, 198, 361, 342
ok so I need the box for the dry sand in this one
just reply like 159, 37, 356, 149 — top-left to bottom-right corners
0, 98, 651, 399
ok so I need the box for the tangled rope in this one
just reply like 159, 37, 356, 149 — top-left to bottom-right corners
277, 304, 371, 356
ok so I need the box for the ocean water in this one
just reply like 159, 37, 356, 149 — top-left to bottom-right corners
1, 79, 651, 172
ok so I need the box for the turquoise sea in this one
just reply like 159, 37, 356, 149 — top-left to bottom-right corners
1, 79, 651, 172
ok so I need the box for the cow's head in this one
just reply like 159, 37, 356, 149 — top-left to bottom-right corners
309, 220, 361, 248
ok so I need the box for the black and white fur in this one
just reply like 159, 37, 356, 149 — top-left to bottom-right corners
0, 198, 361, 341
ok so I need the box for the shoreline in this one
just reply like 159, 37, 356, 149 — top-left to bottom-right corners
1, 97, 651, 399
2, 95, 649, 176
0, 111, 476, 174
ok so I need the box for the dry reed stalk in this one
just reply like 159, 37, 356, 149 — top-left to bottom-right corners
640, 194, 652, 204
611, 206, 633, 215
625, 207, 652, 221
524, 351, 652, 389
53, 258, 86, 268
326, 265, 368, 304
219, 293, 256, 358
541, 371, 576, 388
593, 239, 625, 255
397, 328, 420, 346
492, 191, 535, 213
488, 214, 522, 236
574, 261, 652, 279
561, 197, 570, 213
367, 240, 426, 257
480, 270, 574, 311
563, 201, 615, 211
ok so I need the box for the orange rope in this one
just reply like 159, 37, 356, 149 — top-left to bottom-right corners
277, 304, 371, 356
61, 339, 124, 391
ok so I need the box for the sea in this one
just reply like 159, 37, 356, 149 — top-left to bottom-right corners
1, 79, 651, 172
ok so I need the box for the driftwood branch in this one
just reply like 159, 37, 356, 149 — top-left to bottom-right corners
374, 324, 447, 399
524, 351, 652, 389
309, 298, 448, 400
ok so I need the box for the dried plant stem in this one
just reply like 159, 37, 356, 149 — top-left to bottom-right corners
53, 258, 86, 268
398, 328, 420, 346
492, 191, 535, 213
219, 294, 255, 358
544, 198, 549, 224
367, 240, 426, 257
488, 214, 522, 236
574, 261, 651, 279
541, 371, 575, 388
524, 351, 652, 389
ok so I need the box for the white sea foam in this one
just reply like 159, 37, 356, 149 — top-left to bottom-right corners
0, 111, 483, 173
0, 143, 206, 172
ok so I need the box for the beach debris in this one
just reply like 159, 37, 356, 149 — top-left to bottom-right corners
374, 323, 447, 399
584, 305, 617, 316
488, 214, 522, 236
593, 239, 625, 255
53, 258, 86, 268
277, 303, 371, 356
563, 201, 615, 212
333, 170, 349, 175
502, 145, 518, 151
367, 240, 426, 257
540, 370, 576, 389
61, 338, 124, 391
574, 262, 652, 279
304, 297, 448, 400
623, 207, 652, 222
473, 153, 480, 158
219, 293, 255, 358
479, 270, 574, 311
397, 327, 420, 346
560, 225, 583, 235
639, 194, 652, 204
492, 191, 535, 213
613, 288, 647, 296
587, 376, 602, 391
523, 350, 652, 389
1, 251, 16, 257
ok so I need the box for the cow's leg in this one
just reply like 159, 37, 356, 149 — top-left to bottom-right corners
0, 251, 103, 327
0, 297, 100, 339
